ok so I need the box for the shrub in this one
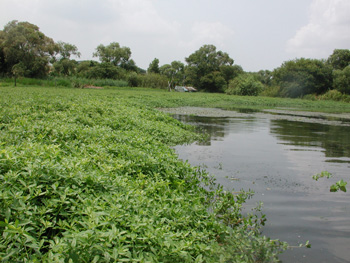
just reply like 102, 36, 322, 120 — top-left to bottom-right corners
226, 74, 264, 96
273, 58, 333, 97
333, 65, 350, 94
140, 73, 168, 89
319, 90, 350, 102
260, 85, 281, 97
126, 72, 141, 87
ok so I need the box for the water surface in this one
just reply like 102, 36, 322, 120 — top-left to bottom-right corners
173, 111, 350, 263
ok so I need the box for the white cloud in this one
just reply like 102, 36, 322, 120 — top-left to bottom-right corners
287, 0, 350, 58
179, 21, 234, 51
113, 0, 179, 37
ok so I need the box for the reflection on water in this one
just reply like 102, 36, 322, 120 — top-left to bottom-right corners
270, 120, 350, 159
174, 112, 350, 263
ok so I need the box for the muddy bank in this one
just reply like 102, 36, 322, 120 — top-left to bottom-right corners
158, 107, 350, 127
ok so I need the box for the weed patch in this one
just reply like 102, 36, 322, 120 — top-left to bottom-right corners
0, 87, 287, 262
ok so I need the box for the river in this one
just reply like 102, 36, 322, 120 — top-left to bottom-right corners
164, 107, 350, 263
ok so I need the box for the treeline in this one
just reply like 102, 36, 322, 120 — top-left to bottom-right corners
1, 20, 350, 100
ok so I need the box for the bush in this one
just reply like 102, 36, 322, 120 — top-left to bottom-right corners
273, 58, 333, 98
140, 73, 168, 89
333, 65, 350, 94
260, 85, 281, 97
126, 72, 141, 87
226, 74, 264, 96
319, 90, 350, 102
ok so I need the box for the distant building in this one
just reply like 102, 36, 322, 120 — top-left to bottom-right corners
174, 86, 197, 92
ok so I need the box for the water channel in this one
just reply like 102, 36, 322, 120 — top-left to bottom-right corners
166, 108, 350, 263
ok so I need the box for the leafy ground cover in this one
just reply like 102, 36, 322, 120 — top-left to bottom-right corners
0, 86, 288, 262
105, 87, 350, 114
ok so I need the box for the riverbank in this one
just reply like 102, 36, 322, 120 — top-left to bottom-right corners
158, 106, 350, 127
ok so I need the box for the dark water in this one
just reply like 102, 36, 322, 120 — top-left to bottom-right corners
173, 113, 350, 263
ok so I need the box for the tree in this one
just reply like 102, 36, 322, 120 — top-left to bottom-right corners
52, 41, 81, 76
147, 58, 160, 74
333, 65, 350, 94
85, 62, 125, 79
52, 59, 79, 76
56, 41, 80, 60
219, 64, 244, 84
160, 60, 185, 89
93, 42, 131, 67
120, 59, 139, 72
11, 62, 26, 86
273, 58, 333, 98
226, 74, 264, 96
200, 71, 227, 92
0, 20, 57, 77
185, 44, 234, 92
327, 49, 350, 70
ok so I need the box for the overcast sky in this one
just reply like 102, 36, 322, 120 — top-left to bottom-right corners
1, 0, 350, 71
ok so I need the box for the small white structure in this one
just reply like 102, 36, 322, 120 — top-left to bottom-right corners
174, 86, 197, 92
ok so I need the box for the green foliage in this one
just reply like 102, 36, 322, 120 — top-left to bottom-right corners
84, 62, 126, 80
52, 59, 79, 76
312, 171, 347, 193
330, 180, 347, 193
226, 74, 264, 96
260, 86, 281, 97
55, 41, 81, 60
185, 45, 234, 92
140, 73, 168, 89
319, 89, 350, 102
0, 76, 128, 88
0, 86, 286, 262
327, 49, 350, 70
159, 61, 185, 88
93, 42, 131, 67
312, 171, 332, 181
0, 20, 57, 78
200, 71, 227, 93
147, 58, 160, 74
220, 64, 244, 84
126, 72, 142, 87
273, 58, 333, 98
333, 65, 350, 94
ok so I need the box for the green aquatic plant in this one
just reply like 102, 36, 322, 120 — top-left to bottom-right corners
312, 171, 347, 193
0, 86, 287, 262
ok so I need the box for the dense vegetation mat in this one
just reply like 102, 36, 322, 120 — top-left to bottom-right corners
0, 87, 285, 262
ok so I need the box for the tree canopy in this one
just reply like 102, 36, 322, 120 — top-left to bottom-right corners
93, 42, 131, 67
0, 20, 57, 77
159, 60, 185, 88
185, 45, 235, 92
1, 20, 350, 99
273, 58, 333, 98
147, 58, 160, 74
327, 49, 350, 70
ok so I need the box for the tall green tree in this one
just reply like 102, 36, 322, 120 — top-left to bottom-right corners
333, 65, 350, 94
93, 42, 131, 67
52, 41, 81, 76
159, 60, 185, 88
226, 74, 264, 96
273, 58, 333, 97
147, 58, 160, 74
220, 64, 244, 84
56, 41, 81, 60
0, 20, 57, 77
327, 49, 350, 70
185, 44, 234, 92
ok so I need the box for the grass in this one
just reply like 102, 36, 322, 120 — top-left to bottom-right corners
0, 86, 288, 262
